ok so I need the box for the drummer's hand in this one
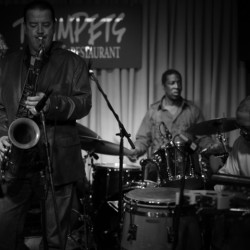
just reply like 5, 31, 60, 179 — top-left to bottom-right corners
126, 148, 138, 162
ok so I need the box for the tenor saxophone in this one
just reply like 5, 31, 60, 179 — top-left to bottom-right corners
0, 40, 45, 181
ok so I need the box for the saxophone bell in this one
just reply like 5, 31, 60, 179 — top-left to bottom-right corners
0, 118, 40, 181
8, 118, 40, 149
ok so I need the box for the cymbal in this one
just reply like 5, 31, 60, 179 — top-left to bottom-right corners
186, 117, 238, 135
76, 123, 100, 138
80, 136, 132, 156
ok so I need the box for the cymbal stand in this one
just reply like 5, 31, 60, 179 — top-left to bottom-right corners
70, 196, 96, 250
216, 131, 228, 152
215, 132, 229, 163
89, 70, 135, 242
67, 152, 97, 250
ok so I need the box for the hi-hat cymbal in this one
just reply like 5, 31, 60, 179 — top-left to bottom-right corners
76, 123, 100, 138
186, 117, 238, 135
80, 135, 132, 156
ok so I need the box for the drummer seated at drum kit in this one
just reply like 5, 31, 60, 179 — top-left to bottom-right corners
214, 96, 250, 192
127, 69, 223, 190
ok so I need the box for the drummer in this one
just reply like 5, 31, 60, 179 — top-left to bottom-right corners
215, 96, 250, 191
127, 69, 219, 188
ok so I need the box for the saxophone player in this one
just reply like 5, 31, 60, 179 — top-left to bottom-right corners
0, 1, 92, 249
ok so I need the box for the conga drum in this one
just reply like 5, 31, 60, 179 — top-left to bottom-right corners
121, 187, 202, 250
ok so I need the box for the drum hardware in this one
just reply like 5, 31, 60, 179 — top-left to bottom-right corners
68, 196, 96, 250
215, 132, 228, 154
127, 223, 137, 241
200, 132, 230, 168
124, 180, 158, 192
178, 134, 198, 153
198, 154, 208, 181
166, 225, 174, 244
169, 134, 197, 177
127, 202, 138, 241
159, 122, 172, 143
186, 117, 237, 166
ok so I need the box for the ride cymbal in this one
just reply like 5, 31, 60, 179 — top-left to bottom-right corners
186, 117, 238, 135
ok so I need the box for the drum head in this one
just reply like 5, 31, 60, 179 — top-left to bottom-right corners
124, 187, 178, 207
94, 163, 141, 171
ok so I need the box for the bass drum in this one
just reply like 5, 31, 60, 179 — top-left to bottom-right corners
92, 163, 142, 210
121, 187, 202, 250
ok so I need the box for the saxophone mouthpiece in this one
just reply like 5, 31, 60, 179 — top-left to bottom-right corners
37, 36, 45, 55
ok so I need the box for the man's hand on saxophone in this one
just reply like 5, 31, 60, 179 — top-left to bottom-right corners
0, 136, 11, 163
25, 92, 50, 116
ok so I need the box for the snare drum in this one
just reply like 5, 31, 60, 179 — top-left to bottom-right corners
92, 163, 142, 209
121, 187, 202, 250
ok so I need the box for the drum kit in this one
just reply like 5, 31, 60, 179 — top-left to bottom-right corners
73, 118, 250, 250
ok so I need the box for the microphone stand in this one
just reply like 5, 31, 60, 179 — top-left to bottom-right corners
39, 111, 64, 250
89, 71, 135, 242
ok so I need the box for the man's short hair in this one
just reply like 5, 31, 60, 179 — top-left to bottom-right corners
23, 1, 56, 23
161, 69, 182, 85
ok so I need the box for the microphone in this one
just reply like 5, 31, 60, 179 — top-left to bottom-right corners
35, 89, 53, 113
179, 134, 198, 152
87, 59, 94, 76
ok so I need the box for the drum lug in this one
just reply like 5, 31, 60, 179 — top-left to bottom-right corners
127, 224, 137, 241
167, 225, 174, 243
126, 201, 138, 241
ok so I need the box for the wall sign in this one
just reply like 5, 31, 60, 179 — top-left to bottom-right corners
0, 4, 142, 69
